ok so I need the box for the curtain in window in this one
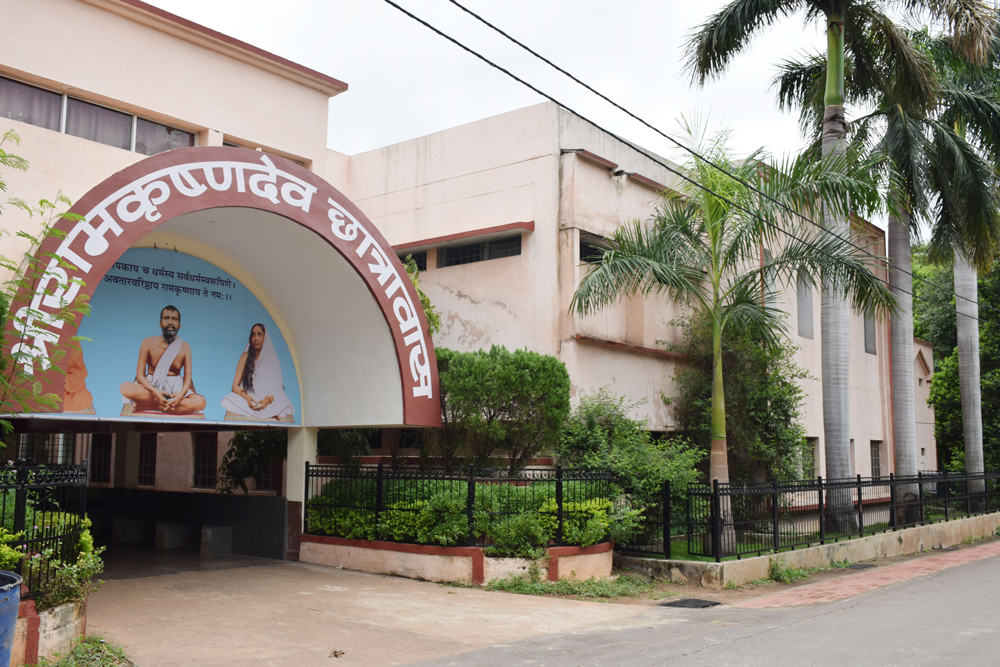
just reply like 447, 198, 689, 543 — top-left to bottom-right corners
65, 98, 131, 149
0, 77, 61, 131
135, 118, 194, 156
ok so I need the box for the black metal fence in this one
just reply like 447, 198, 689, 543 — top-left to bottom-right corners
687, 471, 1000, 562
304, 464, 614, 551
0, 461, 89, 598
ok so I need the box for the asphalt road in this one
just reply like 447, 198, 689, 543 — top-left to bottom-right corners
413, 551, 1000, 666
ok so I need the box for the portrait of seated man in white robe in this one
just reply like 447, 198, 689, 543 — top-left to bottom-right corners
119, 305, 207, 415
221, 323, 294, 422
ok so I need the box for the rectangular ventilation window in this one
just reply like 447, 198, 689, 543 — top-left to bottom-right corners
797, 274, 813, 339
138, 432, 157, 487
0, 76, 61, 131
864, 316, 877, 355
398, 251, 427, 272
870, 441, 882, 478
192, 433, 218, 489
65, 98, 132, 150
135, 118, 195, 156
90, 433, 112, 485
438, 235, 521, 268
256, 460, 280, 493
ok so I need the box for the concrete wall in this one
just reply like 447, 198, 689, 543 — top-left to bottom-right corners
616, 512, 1000, 589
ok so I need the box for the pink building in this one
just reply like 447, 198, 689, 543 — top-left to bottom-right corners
0, 0, 935, 560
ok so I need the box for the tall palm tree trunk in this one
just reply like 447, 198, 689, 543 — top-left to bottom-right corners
954, 254, 986, 505
887, 207, 920, 519
709, 313, 729, 484
821, 16, 855, 532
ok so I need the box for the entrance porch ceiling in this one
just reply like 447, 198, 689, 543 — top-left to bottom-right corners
138, 207, 403, 428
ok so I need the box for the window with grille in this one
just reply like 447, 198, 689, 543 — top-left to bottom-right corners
397, 251, 427, 272
437, 235, 521, 267
90, 434, 112, 484
138, 433, 157, 487
17, 433, 75, 465
255, 460, 280, 493
192, 433, 218, 489
870, 441, 882, 478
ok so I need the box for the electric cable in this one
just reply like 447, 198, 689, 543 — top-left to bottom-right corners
379, 0, 997, 326
444, 0, 1000, 319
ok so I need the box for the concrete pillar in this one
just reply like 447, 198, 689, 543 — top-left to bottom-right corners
285, 427, 318, 508
199, 128, 224, 147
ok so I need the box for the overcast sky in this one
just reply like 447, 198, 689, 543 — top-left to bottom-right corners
147, 0, 834, 162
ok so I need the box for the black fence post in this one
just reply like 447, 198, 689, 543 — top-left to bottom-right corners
918, 471, 925, 524
662, 480, 671, 560
856, 475, 864, 536
467, 464, 476, 546
772, 487, 780, 552
986, 473, 992, 513
817, 476, 825, 545
944, 472, 950, 521
966, 473, 972, 517
889, 473, 897, 531
555, 465, 564, 547
711, 479, 722, 563
375, 463, 384, 531
12, 463, 27, 577
303, 461, 310, 535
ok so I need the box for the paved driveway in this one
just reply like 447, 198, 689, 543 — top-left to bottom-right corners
87, 548, 651, 666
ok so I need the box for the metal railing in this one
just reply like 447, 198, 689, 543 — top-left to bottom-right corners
0, 461, 89, 598
304, 463, 614, 550
687, 471, 1000, 562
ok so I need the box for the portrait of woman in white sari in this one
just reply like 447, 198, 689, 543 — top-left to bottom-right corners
221, 323, 294, 422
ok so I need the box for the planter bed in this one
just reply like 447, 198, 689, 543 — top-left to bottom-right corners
300, 535, 613, 584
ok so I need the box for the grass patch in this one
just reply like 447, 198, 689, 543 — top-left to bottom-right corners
768, 557, 815, 584
39, 636, 134, 667
486, 572, 668, 600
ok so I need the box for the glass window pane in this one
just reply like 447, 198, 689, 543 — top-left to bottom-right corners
797, 274, 813, 339
65, 98, 131, 150
0, 77, 61, 131
864, 316, 877, 355
135, 118, 194, 156
487, 236, 521, 260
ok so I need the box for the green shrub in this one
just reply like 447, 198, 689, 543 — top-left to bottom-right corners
483, 512, 552, 559
0, 528, 23, 571
308, 506, 377, 540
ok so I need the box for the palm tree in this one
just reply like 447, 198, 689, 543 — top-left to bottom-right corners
776, 26, 1000, 493
570, 125, 896, 485
685, 0, 994, 484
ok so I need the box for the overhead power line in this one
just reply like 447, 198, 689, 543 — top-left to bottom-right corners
444, 0, 999, 320
379, 0, 997, 327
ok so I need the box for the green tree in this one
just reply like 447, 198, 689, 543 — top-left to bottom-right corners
442, 345, 570, 470
0, 130, 88, 436
912, 243, 957, 362
403, 254, 441, 336
777, 21, 1000, 483
571, 124, 895, 485
668, 313, 809, 483
218, 429, 288, 494
559, 388, 704, 514
686, 0, 993, 485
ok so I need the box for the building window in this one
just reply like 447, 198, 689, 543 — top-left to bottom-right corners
135, 118, 195, 156
17, 433, 74, 465
580, 232, 608, 264
397, 251, 427, 272
870, 440, 882, 478
801, 437, 819, 479
256, 460, 280, 493
0, 74, 195, 155
138, 433, 157, 487
797, 274, 814, 339
0, 76, 61, 131
90, 433, 112, 484
192, 433, 218, 489
437, 235, 522, 268
864, 316, 877, 354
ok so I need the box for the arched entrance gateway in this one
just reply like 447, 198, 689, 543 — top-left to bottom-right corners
4, 147, 440, 560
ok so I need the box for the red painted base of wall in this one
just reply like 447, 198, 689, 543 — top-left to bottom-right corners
300, 534, 613, 584
19, 586, 40, 665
